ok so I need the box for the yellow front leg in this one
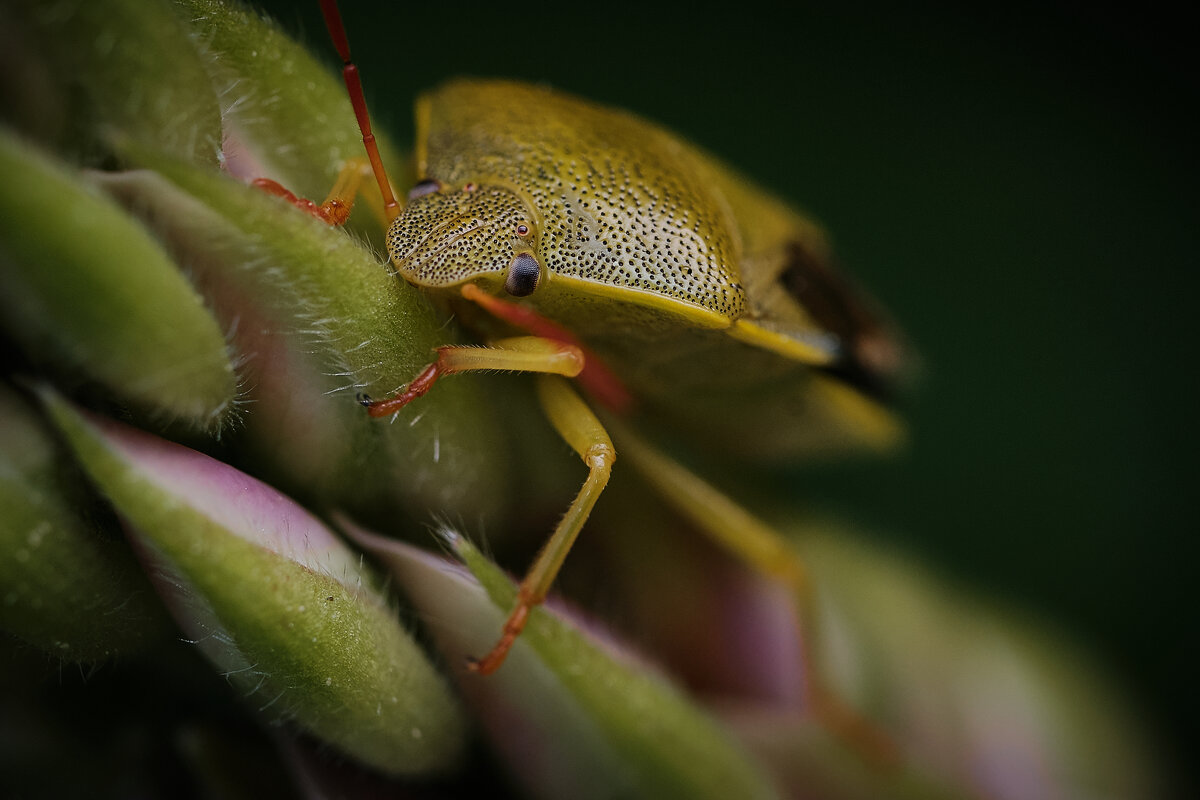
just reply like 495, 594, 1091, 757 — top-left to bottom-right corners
469, 376, 615, 675
360, 337, 584, 417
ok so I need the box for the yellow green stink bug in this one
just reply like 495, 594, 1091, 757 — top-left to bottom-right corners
286, 0, 907, 761
392, 78, 903, 456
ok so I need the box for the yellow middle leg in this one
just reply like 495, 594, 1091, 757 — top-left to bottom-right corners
469, 376, 616, 674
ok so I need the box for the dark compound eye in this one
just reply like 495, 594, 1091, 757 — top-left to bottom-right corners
515, 223, 530, 237
505, 253, 540, 297
407, 179, 440, 200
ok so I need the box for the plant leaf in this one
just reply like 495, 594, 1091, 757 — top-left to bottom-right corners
350, 523, 781, 800
0, 384, 170, 661
787, 526, 1164, 800
96, 155, 513, 525
0, 130, 237, 429
2, 0, 222, 166
40, 389, 468, 777
175, 0, 410, 244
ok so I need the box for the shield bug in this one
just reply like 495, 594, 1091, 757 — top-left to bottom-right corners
287, 0, 906, 761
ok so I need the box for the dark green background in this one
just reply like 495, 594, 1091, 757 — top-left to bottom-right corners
262, 0, 1194, 790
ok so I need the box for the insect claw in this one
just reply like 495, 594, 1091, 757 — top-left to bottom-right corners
464, 652, 504, 675
355, 391, 373, 406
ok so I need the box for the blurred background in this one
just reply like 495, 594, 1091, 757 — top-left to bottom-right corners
252, 0, 1195, 791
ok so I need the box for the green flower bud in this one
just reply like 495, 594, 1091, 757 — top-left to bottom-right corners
42, 390, 467, 776
0, 131, 236, 429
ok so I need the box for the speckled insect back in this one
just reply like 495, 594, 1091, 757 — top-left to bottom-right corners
386, 79, 903, 460
403, 80, 748, 320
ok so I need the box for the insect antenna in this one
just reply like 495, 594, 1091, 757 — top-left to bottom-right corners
318, 0, 401, 221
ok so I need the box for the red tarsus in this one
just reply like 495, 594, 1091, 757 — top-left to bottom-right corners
251, 178, 351, 225
363, 362, 441, 417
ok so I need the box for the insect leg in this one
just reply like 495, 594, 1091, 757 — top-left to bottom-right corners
360, 337, 583, 417
319, 0, 401, 222
468, 376, 615, 675
251, 157, 374, 226
609, 419, 899, 767
460, 284, 634, 412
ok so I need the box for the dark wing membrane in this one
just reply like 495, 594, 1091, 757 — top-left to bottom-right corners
778, 242, 904, 403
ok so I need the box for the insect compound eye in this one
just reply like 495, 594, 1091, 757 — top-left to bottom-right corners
515, 223, 530, 237
408, 179, 440, 200
504, 253, 541, 297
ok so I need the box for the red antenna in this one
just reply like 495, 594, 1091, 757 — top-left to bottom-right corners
319, 0, 401, 222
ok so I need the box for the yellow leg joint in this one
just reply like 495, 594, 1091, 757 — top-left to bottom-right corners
469, 377, 614, 675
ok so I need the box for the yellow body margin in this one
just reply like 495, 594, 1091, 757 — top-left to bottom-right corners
728, 319, 837, 366
730, 320, 904, 453
810, 376, 906, 451
544, 273, 732, 330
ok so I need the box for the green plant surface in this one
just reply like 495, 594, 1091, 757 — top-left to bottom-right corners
41, 389, 467, 776
95, 153, 511, 526
352, 524, 785, 800
0, 0, 1182, 797
0, 385, 170, 661
0, 129, 237, 428
0, 0, 221, 165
